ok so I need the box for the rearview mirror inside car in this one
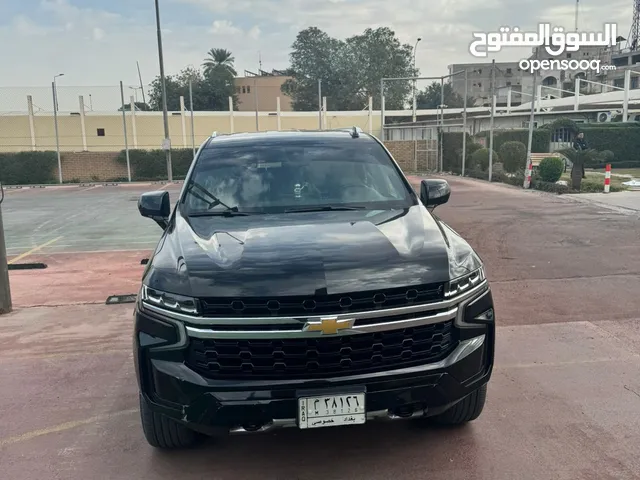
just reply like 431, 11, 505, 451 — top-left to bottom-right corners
138, 191, 170, 230
419, 179, 451, 210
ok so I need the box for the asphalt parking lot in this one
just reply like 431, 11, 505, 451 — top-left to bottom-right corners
1, 177, 640, 479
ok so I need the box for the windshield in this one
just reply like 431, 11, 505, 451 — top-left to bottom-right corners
181, 137, 415, 214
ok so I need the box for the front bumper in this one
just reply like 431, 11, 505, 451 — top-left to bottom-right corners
134, 295, 495, 435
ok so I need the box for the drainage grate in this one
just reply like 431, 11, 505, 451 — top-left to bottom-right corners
8, 263, 47, 270
106, 294, 137, 305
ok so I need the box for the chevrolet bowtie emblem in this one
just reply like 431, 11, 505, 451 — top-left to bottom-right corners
303, 316, 355, 335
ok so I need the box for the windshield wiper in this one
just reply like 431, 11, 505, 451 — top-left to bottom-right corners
186, 181, 235, 211
284, 205, 366, 213
188, 210, 251, 217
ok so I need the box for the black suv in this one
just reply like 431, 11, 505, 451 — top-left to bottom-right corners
134, 128, 495, 449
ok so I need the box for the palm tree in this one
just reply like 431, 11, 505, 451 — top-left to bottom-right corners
202, 48, 237, 78
557, 148, 599, 191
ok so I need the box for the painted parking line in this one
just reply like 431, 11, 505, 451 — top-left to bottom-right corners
8, 236, 63, 264
0, 409, 138, 447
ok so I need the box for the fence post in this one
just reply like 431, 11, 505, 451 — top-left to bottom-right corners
276, 97, 281, 131
228, 96, 234, 133
574, 78, 580, 111
79, 95, 88, 151
27, 96, 36, 151
462, 69, 468, 177
622, 69, 630, 122
368, 96, 373, 134
322, 97, 327, 129
52, 82, 63, 184
119, 81, 131, 182
0, 185, 11, 315
179, 96, 187, 147
604, 164, 611, 193
130, 96, 138, 148
189, 81, 195, 157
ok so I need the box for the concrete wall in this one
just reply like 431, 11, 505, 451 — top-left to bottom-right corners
0, 109, 380, 153
234, 76, 293, 112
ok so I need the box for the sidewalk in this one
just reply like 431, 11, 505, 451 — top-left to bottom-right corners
565, 190, 640, 213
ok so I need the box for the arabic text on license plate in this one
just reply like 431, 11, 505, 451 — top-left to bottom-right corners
298, 393, 366, 429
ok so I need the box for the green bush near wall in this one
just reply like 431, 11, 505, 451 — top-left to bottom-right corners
576, 126, 640, 168
116, 149, 195, 181
474, 129, 551, 153
0, 151, 58, 185
441, 132, 483, 172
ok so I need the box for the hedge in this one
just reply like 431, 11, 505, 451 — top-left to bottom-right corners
116, 149, 195, 181
441, 132, 481, 172
0, 151, 58, 185
538, 156, 565, 183
575, 126, 640, 167
499, 141, 527, 173
475, 129, 551, 153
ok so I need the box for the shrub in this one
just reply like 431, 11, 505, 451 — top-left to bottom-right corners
531, 179, 570, 194
474, 129, 551, 153
441, 133, 484, 173
579, 126, 640, 167
470, 148, 500, 171
0, 151, 58, 185
597, 150, 615, 163
499, 141, 527, 173
538, 156, 565, 183
116, 149, 194, 181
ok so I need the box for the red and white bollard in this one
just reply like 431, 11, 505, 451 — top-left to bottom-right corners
604, 164, 611, 193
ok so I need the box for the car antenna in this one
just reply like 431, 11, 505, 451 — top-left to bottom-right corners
350, 126, 360, 138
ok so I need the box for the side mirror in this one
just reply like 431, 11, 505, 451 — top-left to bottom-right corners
420, 179, 451, 210
138, 191, 170, 230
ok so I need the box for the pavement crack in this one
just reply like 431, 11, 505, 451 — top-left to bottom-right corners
624, 385, 640, 399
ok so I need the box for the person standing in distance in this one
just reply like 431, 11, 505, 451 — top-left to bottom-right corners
572, 131, 588, 179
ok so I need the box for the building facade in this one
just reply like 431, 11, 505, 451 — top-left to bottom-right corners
233, 70, 293, 112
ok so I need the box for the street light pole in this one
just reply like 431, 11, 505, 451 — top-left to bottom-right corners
524, 48, 539, 189
412, 38, 421, 123
154, 0, 172, 182
52, 73, 64, 184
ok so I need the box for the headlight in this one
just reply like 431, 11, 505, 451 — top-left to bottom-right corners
141, 285, 199, 315
445, 267, 485, 298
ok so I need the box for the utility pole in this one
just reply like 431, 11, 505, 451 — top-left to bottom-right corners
412, 37, 421, 123
524, 48, 539, 189
439, 78, 445, 172
154, 0, 172, 182
0, 185, 11, 314
461, 69, 468, 177
488, 59, 496, 182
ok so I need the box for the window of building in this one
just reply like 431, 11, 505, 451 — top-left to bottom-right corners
97, 128, 105, 137
242, 86, 246, 94
567, 53, 572, 58
506, 68, 512, 74
478, 82, 482, 88
477, 69, 482, 74
552, 127, 573, 142
247, 86, 251, 93
236, 86, 241, 93
506, 81, 511, 86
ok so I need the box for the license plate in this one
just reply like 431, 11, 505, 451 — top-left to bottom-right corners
298, 393, 366, 429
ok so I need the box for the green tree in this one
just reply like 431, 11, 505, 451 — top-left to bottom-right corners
557, 148, 600, 190
202, 48, 237, 78
282, 26, 417, 111
148, 56, 238, 112
416, 82, 471, 109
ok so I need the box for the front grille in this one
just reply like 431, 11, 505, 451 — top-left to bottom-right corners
186, 321, 456, 380
199, 282, 445, 318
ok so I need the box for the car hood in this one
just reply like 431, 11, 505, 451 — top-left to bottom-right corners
143, 205, 482, 298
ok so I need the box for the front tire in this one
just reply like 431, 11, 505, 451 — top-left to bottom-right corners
139, 394, 200, 449
429, 384, 487, 426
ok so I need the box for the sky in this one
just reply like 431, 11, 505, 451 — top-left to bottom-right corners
0, 0, 633, 109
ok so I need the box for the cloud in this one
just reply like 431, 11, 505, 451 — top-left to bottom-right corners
210, 20, 242, 36
92, 27, 105, 41
0, 0, 633, 92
